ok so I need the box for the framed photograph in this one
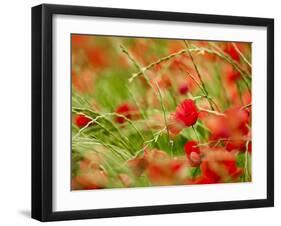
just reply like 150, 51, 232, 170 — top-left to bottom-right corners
32, 4, 274, 221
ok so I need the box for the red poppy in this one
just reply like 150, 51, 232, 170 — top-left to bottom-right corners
170, 160, 184, 173
205, 115, 230, 141
168, 99, 199, 136
200, 160, 221, 183
86, 47, 108, 69
199, 149, 242, 183
184, 141, 201, 165
225, 139, 246, 152
203, 106, 250, 152
74, 114, 92, 128
174, 99, 199, 127
71, 34, 89, 49
222, 159, 241, 178
184, 141, 200, 156
225, 107, 250, 135
227, 67, 241, 82
115, 103, 137, 124
224, 43, 240, 61
147, 164, 166, 184
142, 149, 188, 185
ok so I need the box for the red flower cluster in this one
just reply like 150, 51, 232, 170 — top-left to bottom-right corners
204, 106, 250, 152
126, 149, 189, 186
194, 148, 243, 184
71, 36, 252, 190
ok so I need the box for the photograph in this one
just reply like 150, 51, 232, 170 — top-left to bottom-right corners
71, 34, 252, 190
30, 3, 274, 221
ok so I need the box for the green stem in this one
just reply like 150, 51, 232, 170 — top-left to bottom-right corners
123, 47, 188, 83
192, 125, 200, 142
210, 42, 251, 77
185, 70, 220, 112
155, 83, 172, 153
195, 44, 251, 93
126, 85, 154, 138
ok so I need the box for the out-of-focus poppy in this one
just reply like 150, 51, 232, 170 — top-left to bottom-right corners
204, 106, 250, 152
144, 149, 188, 185
86, 47, 108, 69
198, 148, 242, 183
71, 34, 90, 49
224, 43, 240, 61
115, 103, 139, 124
184, 141, 201, 166
74, 114, 92, 128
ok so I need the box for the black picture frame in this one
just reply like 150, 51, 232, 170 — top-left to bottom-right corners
32, 3, 274, 222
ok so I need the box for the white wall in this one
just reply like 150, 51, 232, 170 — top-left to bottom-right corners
0, 0, 279, 225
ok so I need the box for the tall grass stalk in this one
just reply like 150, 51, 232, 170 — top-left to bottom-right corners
184, 40, 215, 111
120, 45, 173, 152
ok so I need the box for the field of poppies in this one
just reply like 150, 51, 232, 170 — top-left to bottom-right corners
71, 34, 252, 190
